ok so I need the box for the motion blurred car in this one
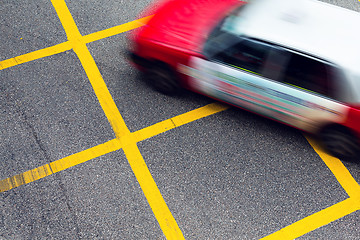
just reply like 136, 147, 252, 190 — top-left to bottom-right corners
127, 0, 360, 161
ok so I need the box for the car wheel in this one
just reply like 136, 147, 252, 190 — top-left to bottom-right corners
146, 62, 180, 95
320, 126, 360, 161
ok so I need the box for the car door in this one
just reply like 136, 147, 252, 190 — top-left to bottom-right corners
181, 37, 348, 132
183, 37, 288, 119
265, 50, 349, 132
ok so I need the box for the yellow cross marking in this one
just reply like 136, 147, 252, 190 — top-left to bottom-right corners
261, 136, 360, 239
0, 0, 359, 239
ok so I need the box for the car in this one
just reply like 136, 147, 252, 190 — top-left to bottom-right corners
127, 0, 360, 161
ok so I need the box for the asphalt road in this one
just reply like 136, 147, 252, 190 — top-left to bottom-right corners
0, 0, 359, 239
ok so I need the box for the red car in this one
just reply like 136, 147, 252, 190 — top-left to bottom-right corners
128, 0, 360, 161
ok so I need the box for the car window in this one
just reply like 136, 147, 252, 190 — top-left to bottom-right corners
262, 48, 290, 81
281, 53, 335, 98
203, 4, 247, 60
212, 38, 272, 75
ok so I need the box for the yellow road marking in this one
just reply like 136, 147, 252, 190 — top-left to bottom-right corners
76, 46, 130, 138
0, 16, 152, 71
1, 1, 360, 238
0, 101, 228, 238
51, 0, 129, 138
261, 198, 360, 240
0, 102, 227, 193
123, 142, 185, 240
74, 40, 184, 238
261, 136, 360, 239
0, 100, 227, 237
0, 42, 72, 70
133, 102, 230, 142
83, 15, 152, 43
306, 136, 360, 199
50, 1, 184, 238
0, 139, 121, 192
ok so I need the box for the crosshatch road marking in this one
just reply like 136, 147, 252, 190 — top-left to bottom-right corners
82, 15, 152, 44
132, 102, 229, 143
0, 139, 121, 192
0, 17, 152, 71
0, 103, 228, 193
0, 0, 359, 238
307, 136, 360, 199
50, 0, 183, 238
262, 137, 360, 239
0, 42, 72, 70
123, 142, 185, 240
261, 198, 360, 240
0, 102, 227, 239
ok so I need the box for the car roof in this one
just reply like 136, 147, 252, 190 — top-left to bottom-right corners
231, 0, 360, 76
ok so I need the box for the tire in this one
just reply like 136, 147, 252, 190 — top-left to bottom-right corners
146, 62, 180, 95
320, 126, 360, 161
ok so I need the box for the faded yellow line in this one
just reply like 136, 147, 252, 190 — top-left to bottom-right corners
261, 198, 360, 240
306, 136, 360, 199
133, 102, 230, 142
0, 102, 229, 193
49, 139, 121, 173
0, 41, 72, 70
0, 139, 121, 192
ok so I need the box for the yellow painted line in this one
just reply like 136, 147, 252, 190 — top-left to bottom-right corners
0, 139, 121, 192
2, 0, 358, 238
74, 50, 184, 239
0, 41, 72, 70
261, 198, 360, 240
133, 102, 230, 142
51, 1, 184, 238
75, 43, 186, 237
123, 142, 185, 240
49, 139, 121, 174
51, 0, 129, 138
306, 136, 360, 199
76, 46, 131, 137
261, 136, 360, 239
51, 0, 83, 42
0, 102, 228, 193
0, 101, 226, 236
83, 15, 153, 43
0, 15, 151, 71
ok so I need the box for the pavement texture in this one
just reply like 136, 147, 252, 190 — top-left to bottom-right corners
0, 0, 359, 239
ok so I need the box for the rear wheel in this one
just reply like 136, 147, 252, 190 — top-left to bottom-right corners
146, 62, 180, 95
320, 126, 360, 161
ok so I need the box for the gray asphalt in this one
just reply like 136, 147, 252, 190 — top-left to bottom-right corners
1, 0, 359, 239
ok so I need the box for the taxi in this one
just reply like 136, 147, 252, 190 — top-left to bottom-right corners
128, 0, 360, 161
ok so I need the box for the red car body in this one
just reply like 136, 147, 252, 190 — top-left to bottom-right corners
128, 0, 360, 161
128, 0, 243, 86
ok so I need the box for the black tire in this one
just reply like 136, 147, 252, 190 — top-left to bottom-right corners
146, 62, 180, 95
320, 126, 360, 161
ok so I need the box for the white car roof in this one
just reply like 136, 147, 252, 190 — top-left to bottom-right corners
231, 0, 360, 76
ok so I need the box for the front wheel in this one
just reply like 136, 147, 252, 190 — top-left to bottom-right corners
320, 126, 360, 161
146, 62, 180, 95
